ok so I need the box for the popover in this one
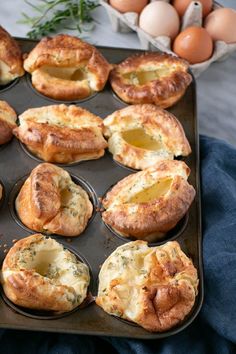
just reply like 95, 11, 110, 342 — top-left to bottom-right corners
13, 104, 108, 164
96, 240, 198, 332
109, 53, 192, 108
102, 160, 195, 242
103, 104, 191, 170
0, 100, 17, 145
0, 26, 24, 85
15, 163, 93, 237
0, 182, 2, 202
23, 34, 112, 100
1, 234, 90, 312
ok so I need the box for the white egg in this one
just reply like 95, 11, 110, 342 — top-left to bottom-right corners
139, 2, 180, 39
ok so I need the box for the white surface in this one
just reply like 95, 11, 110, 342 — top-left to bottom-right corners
0, 0, 236, 145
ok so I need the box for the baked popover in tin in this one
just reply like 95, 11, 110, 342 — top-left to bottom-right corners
102, 160, 195, 242
23, 34, 112, 100
15, 163, 93, 237
96, 240, 198, 332
103, 104, 191, 170
1, 234, 90, 312
13, 104, 108, 164
109, 53, 192, 108
0, 100, 17, 145
0, 26, 24, 85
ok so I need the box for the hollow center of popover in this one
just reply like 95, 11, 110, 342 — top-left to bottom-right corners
17, 240, 64, 278
123, 66, 172, 85
128, 178, 173, 203
42, 66, 87, 81
122, 129, 162, 151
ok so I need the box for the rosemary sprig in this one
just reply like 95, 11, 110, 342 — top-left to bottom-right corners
19, 0, 99, 39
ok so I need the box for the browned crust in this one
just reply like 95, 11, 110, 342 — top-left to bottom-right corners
102, 161, 195, 239
23, 34, 112, 100
0, 26, 24, 77
109, 53, 192, 108
15, 163, 93, 236
2, 271, 75, 311
13, 104, 108, 163
96, 240, 198, 332
0, 100, 17, 144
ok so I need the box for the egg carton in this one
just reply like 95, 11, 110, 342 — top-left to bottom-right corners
100, 0, 236, 77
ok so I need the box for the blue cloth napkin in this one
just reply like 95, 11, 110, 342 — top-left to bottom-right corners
1, 135, 236, 354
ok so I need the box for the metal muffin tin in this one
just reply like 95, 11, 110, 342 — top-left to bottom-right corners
0, 38, 203, 339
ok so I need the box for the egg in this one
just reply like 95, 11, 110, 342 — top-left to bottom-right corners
173, 26, 213, 64
139, 2, 180, 39
172, 0, 213, 18
204, 8, 236, 44
109, 0, 148, 14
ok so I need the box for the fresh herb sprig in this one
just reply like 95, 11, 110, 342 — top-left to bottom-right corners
19, 0, 99, 39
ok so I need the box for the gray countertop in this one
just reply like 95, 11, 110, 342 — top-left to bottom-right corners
0, 0, 235, 146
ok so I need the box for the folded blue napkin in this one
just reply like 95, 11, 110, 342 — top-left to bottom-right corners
1, 135, 235, 354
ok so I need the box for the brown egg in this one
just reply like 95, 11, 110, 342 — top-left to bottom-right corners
173, 26, 213, 64
109, 0, 148, 14
172, 0, 213, 17
204, 8, 236, 44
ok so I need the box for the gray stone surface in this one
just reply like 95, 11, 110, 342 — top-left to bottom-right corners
0, 0, 235, 145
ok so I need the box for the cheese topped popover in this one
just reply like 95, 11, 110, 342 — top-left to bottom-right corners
96, 240, 198, 332
1, 234, 90, 312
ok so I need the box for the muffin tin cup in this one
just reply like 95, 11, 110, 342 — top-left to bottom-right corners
1, 243, 95, 320
0, 39, 203, 339
0, 78, 19, 94
8, 173, 98, 236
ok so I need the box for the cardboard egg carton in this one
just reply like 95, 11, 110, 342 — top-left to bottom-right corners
100, 0, 236, 77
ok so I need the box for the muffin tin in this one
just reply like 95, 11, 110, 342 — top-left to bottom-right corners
0, 38, 203, 338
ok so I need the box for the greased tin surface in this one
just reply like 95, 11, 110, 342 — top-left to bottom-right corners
0, 39, 203, 338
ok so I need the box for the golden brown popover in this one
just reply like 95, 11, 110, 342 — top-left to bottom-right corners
0, 100, 17, 145
1, 234, 90, 312
23, 34, 112, 100
103, 104, 191, 170
102, 160, 195, 241
13, 104, 108, 164
0, 183, 2, 202
109, 53, 192, 108
16, 163, 93, 237
96, 240, 198, 332
0, 26, 24, 85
